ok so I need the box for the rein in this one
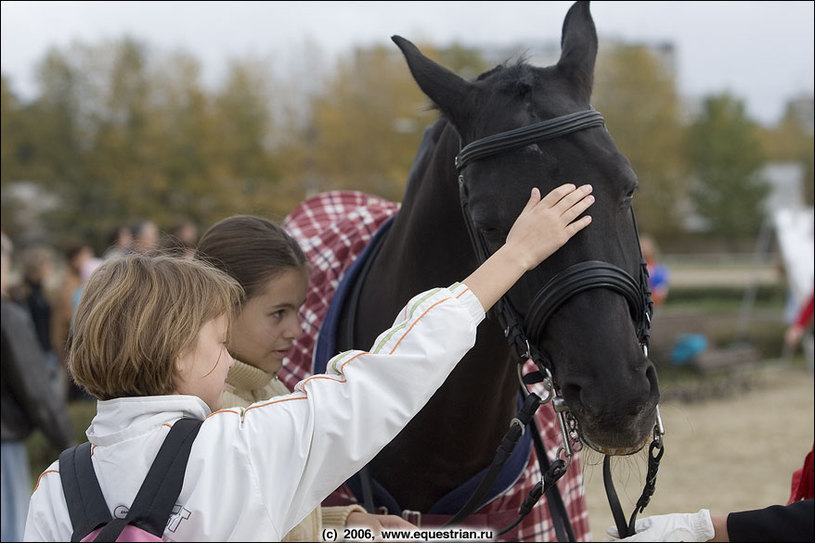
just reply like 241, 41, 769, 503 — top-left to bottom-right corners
453, 107, 664, 540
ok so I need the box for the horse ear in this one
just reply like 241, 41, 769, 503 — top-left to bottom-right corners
392, 35, 471, 122
557, 1, 597, 99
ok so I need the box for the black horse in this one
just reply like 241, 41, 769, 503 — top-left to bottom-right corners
282, 2, 660, 540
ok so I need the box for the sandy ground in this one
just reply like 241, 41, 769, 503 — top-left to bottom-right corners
581, 362, 814, 541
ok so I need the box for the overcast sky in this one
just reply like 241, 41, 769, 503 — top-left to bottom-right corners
2, 1, 813, 125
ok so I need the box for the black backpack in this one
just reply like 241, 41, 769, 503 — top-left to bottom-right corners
59, 418, 202, 542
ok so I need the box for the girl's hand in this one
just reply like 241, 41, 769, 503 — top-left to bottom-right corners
462, 183, 593, 312
505, 183, 594, 271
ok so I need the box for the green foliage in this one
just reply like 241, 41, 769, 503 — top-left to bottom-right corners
759, 104, 815, 205
0, 36, 810, 253
1, 76, 27, 185
594, 43, 690, 239
687, 94, 771, 240
1, 38, 298, 250
436, 42, 491, 81
306, 44, 438, 202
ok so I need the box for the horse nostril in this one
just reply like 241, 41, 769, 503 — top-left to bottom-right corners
561, 383, 583, 410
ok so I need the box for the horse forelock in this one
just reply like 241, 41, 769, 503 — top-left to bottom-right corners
488, 61, 538, 94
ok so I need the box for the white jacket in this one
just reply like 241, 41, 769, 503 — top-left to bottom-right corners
24, 283, 484, 542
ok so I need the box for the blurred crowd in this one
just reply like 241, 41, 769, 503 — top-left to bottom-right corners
2, 218, 199, 403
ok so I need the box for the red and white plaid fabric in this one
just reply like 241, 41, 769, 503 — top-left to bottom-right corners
281, 191, 590, 541
280, 191, 400, 390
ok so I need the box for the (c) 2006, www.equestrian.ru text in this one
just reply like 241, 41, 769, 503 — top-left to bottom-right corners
320, 527, 495, 541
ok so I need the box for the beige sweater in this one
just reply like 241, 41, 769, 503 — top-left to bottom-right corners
222, 360, 365, 542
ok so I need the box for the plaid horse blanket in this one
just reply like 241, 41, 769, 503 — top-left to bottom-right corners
281, 190, 590, 541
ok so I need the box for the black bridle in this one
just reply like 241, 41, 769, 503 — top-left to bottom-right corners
456, 107, 652, 358
455, 109, 606, 170
451, 107, 663, 540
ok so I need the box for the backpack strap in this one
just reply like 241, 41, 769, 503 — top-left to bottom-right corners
93, 418, 203, 541
59, 442, 113, 542
60, 418, 203, 542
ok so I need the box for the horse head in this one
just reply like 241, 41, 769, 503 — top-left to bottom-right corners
392, 1, 659, 455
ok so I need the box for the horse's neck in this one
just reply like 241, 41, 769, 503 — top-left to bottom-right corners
357, 122, 472, 336
350, 123, 524, 511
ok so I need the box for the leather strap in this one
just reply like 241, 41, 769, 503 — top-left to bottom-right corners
59, 418, 202, 542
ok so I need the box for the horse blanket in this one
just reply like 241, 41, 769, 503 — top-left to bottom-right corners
281, 190, 590, 542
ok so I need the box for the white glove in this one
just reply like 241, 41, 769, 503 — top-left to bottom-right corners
605, 509, 715, 542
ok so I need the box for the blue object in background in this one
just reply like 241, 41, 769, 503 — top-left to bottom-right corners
671, 334, 708, 365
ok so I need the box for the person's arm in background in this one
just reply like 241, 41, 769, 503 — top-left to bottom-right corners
785, 292, 814, 349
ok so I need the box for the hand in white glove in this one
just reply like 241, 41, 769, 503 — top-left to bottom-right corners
606, 509, 715, 542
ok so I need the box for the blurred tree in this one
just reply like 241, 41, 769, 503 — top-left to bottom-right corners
306, 43, 440, 202
148, 51, 220, 227
688, 93, 770, 240
209, 58, 283, 219
6, 33, 795, 255
81, 38, 157, 238
3, 38, 294, 248
758, 98, 815, 205
23, 45, 98, 247
254, 39, 336, 217
436, 42, 490, 81
1, 77, 27, 186
593, 43, 689, 239
1, 77, 30, 240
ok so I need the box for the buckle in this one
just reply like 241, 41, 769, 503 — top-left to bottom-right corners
401, 509, 421, 527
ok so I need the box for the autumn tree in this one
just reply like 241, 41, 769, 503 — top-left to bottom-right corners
24, 44, 100, 246
305, 43, 440, 202
147, 51, 222, 227
593, 42, 689, 239
1, 77, 35, 240
758, 97, 814, 205
6, 33, 794, 254
2, 38, 293, 248
206, 58, 287, 220
688, 93, 770, 240
1, 77, 28, 186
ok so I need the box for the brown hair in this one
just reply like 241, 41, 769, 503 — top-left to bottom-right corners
196, 215, 308, 300
67, 253, 243, 400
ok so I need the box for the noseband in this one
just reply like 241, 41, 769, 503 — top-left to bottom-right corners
526, 260, 652, 350
454, 107, 661, 540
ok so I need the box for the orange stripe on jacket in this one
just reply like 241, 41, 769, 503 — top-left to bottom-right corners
33, 469, 59, 492
232, 293, 460, 419
389, 298, 450, 354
